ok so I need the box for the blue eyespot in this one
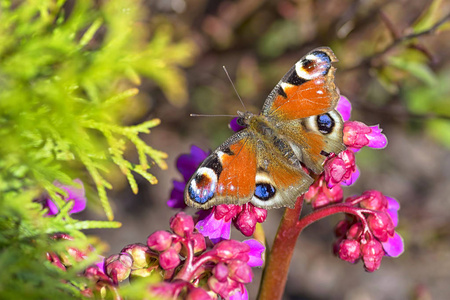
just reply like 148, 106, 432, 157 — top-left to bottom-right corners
254, 183, 276, 200
189, 183, 214, 204
188, 171, 216, 204
317, 113, 334, 134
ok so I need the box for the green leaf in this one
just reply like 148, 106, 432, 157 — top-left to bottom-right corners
388, 56, 438, 86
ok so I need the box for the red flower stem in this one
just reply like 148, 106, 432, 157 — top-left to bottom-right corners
174, 239, 216, 281
258, 201, 374, 300
296, 204, 374, 231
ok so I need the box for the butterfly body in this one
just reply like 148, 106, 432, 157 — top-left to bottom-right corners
185, 47, 345, 210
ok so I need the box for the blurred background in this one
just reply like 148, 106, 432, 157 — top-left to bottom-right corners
81, 1, 450, 299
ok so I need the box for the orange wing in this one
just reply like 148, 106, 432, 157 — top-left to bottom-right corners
184, 130, 257, 209
261, 47, 339, 120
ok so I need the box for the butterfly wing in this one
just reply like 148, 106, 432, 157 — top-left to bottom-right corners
185, 130, 257, 209
262, 47, 340, 119
184, 128, 313, 209
261, 47, 345, 173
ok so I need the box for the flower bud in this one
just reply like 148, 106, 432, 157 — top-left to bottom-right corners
215, 204, 242, 222
213, 262, 229, 282
324, 156, 347, 186
170, 212, 194, 237
361, 239, 384, 272
360, 190, 388, 210
234, 209, 257, 237
252, 205, 267, 223
311, 185, 343, 209
213, 240, 250, 261
208, 276, 229, 298
343, 121, 371, 148
147, 230, 172, 252
104, 253, 133, 283
186, 287, 213, 300
159, 247, 180, 270
121, 243, 152, 269
346, 223, 363, 240
84, 265, 111, 282
367, 211, 395, 242
334, 220, 350, 237
228, 260, 252, 284
191, 233, 206, 254
338, 239, 361, 263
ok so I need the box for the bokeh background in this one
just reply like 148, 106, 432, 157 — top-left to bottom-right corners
81, 1, 450, 299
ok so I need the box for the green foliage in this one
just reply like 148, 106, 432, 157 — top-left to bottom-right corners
0, 0, 196, 298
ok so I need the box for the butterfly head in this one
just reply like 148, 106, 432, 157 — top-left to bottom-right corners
236, 111, 255, 129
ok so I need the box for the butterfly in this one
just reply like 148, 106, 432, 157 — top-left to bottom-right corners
185, 47, 345, 210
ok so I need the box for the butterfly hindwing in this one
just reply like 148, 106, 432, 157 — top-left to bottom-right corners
275, 109, 345, 173
250, 146, 314, 209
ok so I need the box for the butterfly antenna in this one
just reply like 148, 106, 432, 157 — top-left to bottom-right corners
190, 114, 237, 117
223, 66, 246, 111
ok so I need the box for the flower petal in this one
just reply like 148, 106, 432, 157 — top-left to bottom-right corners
167, 180, 187, 209
243, 239, 265, 267
196, 211, 231, 244
229, 117, 246, 133
336, 96, 352, 122
176, 145, 209, 182
52, 179, 87, 214
382, 232, 404, 257
341, 166, 360, 186
367, 125, 388, 149
229, 286, 248, 300
386, 196, 400, 211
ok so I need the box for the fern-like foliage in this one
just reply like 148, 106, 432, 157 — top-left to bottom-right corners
0, 0, 195, 219
0, 0, 196, 298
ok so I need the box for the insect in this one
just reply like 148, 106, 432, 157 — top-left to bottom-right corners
185, 47, 345, 209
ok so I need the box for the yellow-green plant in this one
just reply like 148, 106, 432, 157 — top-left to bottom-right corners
0, 0, 195, 298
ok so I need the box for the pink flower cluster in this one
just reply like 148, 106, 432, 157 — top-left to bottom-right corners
48, 212, 264, 299
333, 191, 403, 271
146, 212, 264, 299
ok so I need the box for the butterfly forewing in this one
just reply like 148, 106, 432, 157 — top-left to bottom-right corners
261, 47, 339, 120
185, 130, 257, 209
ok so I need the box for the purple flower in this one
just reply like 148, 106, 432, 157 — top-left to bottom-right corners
336, 96, 352, 122
344, 121, 388, 153
382, 232, 404, 257
196, 210, 231, 244
366, 125, 388, 149
44, 179, 86, 215
229, 117, 246, 133
168, 145, 209, 209
243, 239, 265, 267
176, 145, 209, 182
167, 180, 186, 209
382, 196, 404, 257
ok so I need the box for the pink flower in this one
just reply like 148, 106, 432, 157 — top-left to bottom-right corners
44, 179, 86, 215
343, 121, 387, 152
324, 150, 358, 187
336, 96, 352, 121
196, 209, 232, 244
